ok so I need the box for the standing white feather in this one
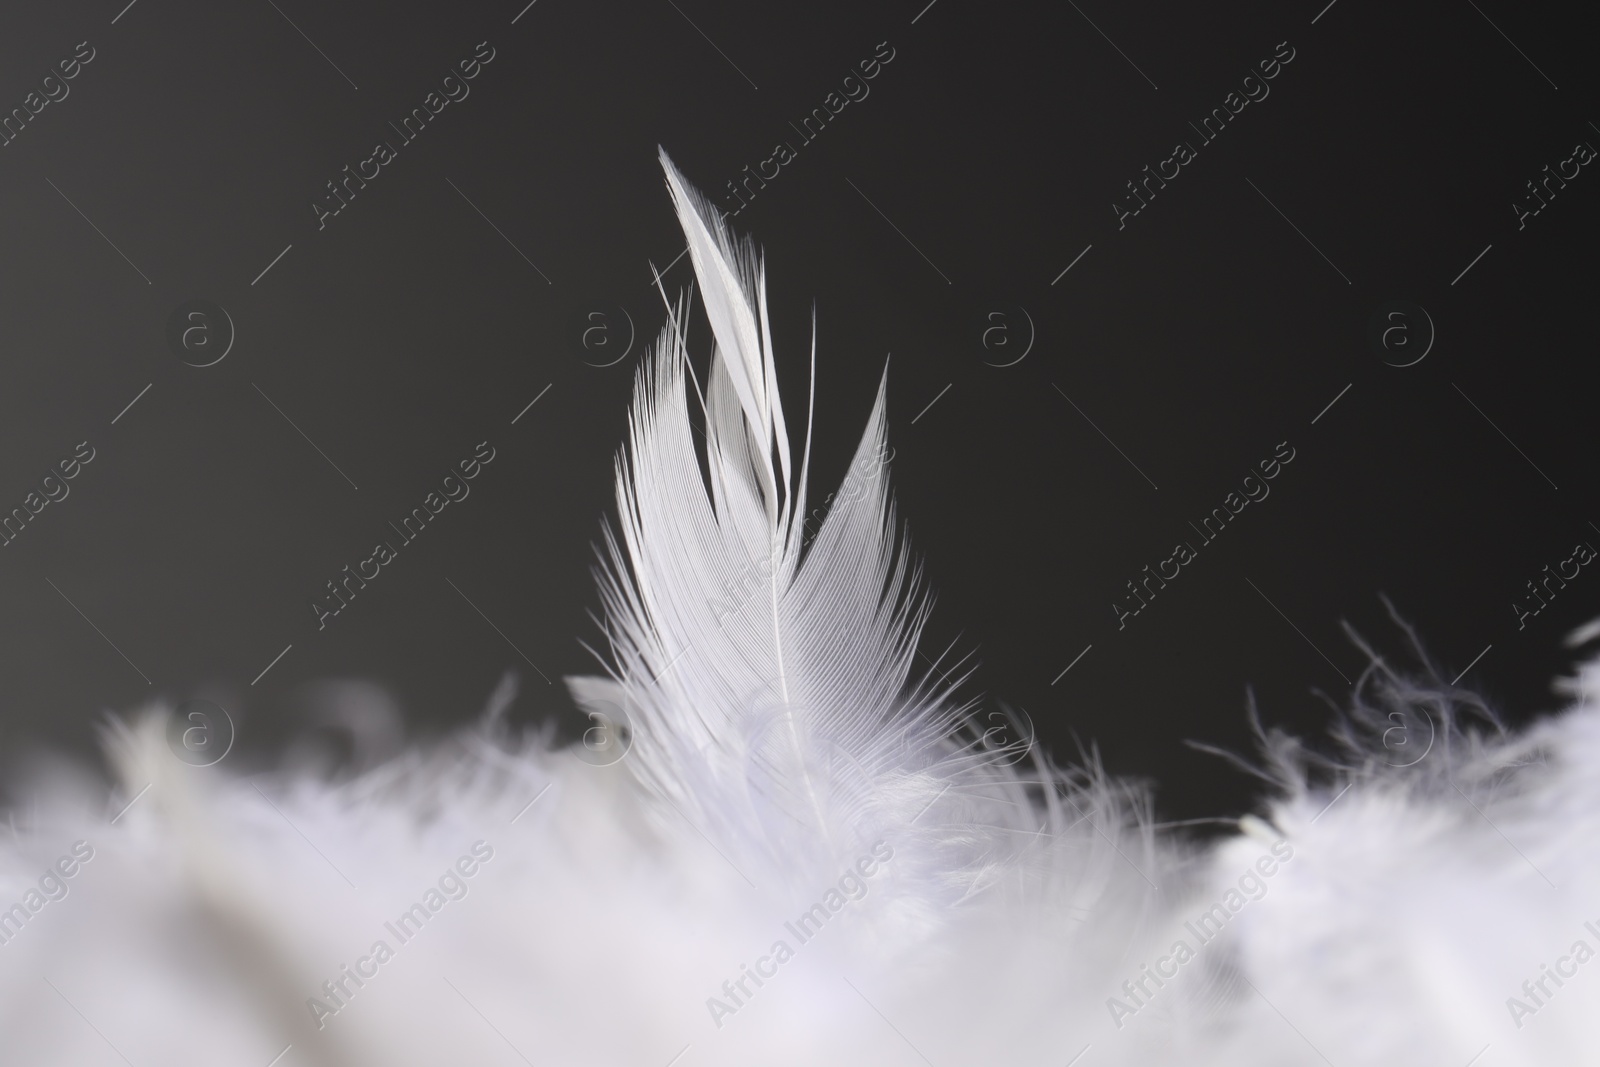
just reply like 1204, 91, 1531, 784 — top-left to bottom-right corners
570, 152, 1140, 909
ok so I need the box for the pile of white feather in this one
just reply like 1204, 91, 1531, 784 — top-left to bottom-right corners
1, 154, 1596, 1066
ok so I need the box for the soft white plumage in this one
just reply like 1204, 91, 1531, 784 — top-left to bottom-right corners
2, 154, 1597, 1066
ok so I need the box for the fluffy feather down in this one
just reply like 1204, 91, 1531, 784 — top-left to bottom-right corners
0, 156, 1596, 1067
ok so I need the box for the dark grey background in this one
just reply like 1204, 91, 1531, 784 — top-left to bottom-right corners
0, 0, 1595, 825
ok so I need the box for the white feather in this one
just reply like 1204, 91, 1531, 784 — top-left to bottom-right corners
573, 151, 1117, 909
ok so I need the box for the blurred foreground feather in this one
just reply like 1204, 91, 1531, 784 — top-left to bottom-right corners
1, 155, 1597, 1066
